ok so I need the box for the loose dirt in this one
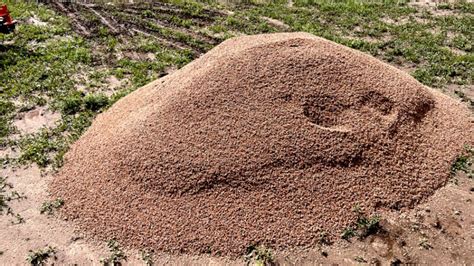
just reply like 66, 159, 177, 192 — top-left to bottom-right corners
13, 107, 60, 135
50, 32, 473, 256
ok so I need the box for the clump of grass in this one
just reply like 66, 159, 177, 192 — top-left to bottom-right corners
26, 246, 56, 266
100, 239, 127, 266
84, 93, 109, 112
355, 213, 381, 238
60, 95, 83, 115
0, 100, 15, 139
140, 249, 154, 266
17, 129, 66, 167
59, 93, 110, 114
245, 245, 275, 266
40, 198, 64, 215
341, 227, 357, 240
451, 145, 474, 178
341, 205, 381, 240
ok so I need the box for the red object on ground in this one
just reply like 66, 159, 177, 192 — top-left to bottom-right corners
0, 5, 17, 34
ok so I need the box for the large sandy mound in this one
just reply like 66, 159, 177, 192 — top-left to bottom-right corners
50, 32, 473, 255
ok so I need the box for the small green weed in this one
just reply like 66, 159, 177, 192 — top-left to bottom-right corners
100, 239, 127, 266
0, 176, 26, 215
341, 205, 381, 240
26, 246, 56, 266
140, 249, 154, 266
451, 145, 474, 178
356, 214, 381, 238
245, 245, 275, 266
40, 198, 64, 215
341, 227, 357, 240
0, 176, 14, 215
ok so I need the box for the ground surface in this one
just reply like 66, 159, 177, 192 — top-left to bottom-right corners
0, 0, 473, 265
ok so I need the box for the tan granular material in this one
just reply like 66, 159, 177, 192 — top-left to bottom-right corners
50, 32, 474, 256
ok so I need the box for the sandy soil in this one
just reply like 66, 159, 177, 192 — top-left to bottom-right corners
13, 107, 61, 135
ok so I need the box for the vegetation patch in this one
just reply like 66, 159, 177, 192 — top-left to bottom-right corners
0, 176, 26, 220
451, 145, 474, 178
140, 249, 154, 266
341, 205, 382, 240
245, 245, 275, 266
26, 246, 56, 266
100, 239, 127, 266
40, 198, 64, 215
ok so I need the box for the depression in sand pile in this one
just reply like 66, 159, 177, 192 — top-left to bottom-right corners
51, 32, 473, 255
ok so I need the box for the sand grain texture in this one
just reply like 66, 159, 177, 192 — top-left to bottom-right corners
50, 32, 473, 256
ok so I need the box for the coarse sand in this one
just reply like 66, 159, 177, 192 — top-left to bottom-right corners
50, 32, 474, 256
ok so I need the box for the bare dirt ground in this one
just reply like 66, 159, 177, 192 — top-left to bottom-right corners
13, 107, 60, 135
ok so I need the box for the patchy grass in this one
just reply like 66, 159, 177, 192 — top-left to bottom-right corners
100, 239, 127, 266
26, 246, 56, 266
0, 100, 15, 140
222, 1, 473, 88
40, 198, 64, 215
0, 2, 193, 168
0, 0, 472, 262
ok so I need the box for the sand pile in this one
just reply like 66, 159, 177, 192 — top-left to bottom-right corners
50, 32, 473, 255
